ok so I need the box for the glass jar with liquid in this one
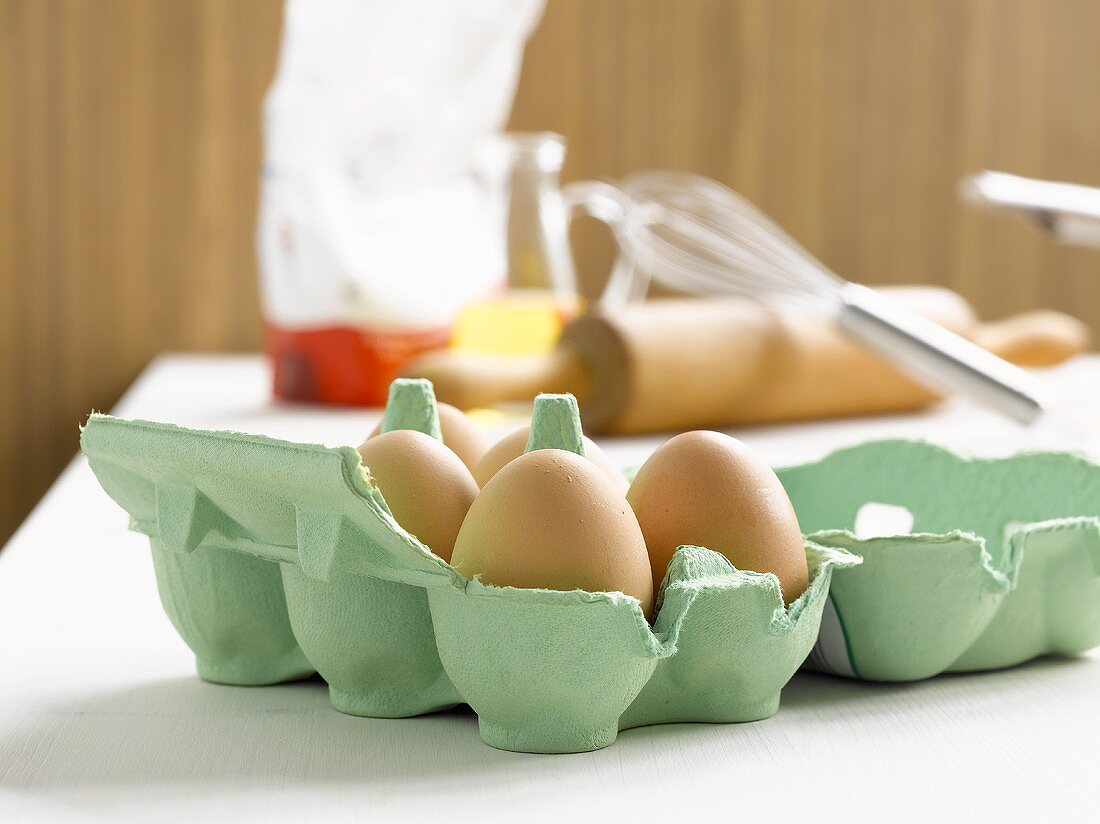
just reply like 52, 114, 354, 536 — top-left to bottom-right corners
451, 132, 583, 356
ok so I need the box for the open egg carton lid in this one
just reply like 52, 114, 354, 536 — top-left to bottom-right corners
776, 440, 1100, 680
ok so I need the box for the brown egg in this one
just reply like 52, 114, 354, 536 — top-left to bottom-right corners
472, 426, 626, 490
627, 431, 808, 605
369, 402, 487, 473
357, 429, 479, 562
453, 449, 654, 618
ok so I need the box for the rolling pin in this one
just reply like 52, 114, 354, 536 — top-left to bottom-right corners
404, 286, 1089, 434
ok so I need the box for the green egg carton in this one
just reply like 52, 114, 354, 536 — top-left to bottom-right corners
80, 380, 856, 754
776, 440, 1100, 681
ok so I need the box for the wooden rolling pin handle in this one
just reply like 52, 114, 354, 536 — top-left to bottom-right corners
400, 345, 588, 411
972, 310, 1090, 367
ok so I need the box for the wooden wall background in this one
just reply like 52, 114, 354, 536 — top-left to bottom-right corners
3, 0, 1100, 544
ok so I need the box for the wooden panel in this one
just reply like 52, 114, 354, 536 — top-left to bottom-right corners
0, 0, 283, 542
3, 0, 1100, 543
508, 0, 1100, 314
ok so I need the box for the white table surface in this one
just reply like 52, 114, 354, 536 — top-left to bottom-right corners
3, 353, 1099, 823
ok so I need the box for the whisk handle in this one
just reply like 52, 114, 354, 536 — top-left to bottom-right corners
838, 283, 1049, 424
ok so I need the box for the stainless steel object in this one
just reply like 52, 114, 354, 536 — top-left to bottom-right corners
838, 283, 1046, 424
961, 170, 1100, 249
565, 171, 1052, 425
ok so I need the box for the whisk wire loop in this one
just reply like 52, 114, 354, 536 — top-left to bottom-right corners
617, 172, 842, 309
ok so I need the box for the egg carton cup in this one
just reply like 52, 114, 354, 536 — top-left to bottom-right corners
80, 384, 856, 754
776, 440, 1100, 681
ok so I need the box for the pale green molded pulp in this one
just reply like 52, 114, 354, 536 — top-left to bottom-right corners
778, 440, 1100, 681
81, 387, 1100, 751
80, 384, 854, 753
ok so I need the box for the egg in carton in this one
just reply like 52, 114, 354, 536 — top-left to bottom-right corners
80, 380, 856, 753
775, 440, 1100, 681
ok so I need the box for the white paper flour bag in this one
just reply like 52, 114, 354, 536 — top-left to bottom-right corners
258, 0, 545, 404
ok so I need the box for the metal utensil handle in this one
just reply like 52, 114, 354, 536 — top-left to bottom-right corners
838, 283, 1049, 424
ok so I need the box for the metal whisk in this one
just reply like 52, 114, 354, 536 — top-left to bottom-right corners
566, 171, 1051, 425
